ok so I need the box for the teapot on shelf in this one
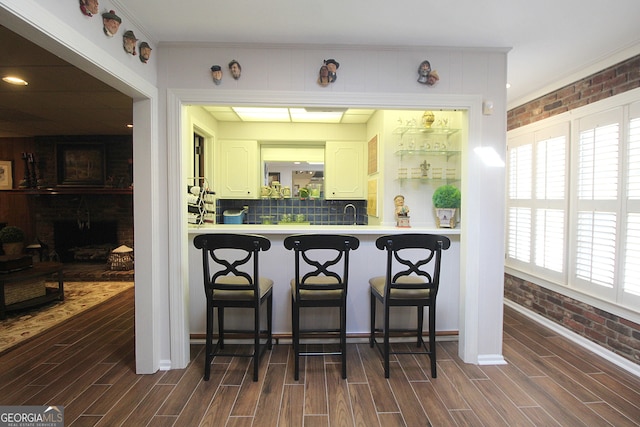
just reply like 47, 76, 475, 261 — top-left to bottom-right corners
261, 185, 272, 198
270, 181, 282, 198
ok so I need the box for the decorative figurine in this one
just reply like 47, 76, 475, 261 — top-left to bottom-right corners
139, 42, 152, 63
324, 59, 339, 82
123, 30, 138, 55
210, 65, 223, 85
417, 60, 440, 86
101, 10, 121, 37
422, 111, 435, 128
228, 60, 241, 80
317, 65, 330, 87
394, 194, 411, 227
79, 0, 99, 17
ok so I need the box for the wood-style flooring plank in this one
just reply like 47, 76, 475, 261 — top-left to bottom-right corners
438, 359, 510, 426
411, 381, 457, 426
348, 382, 380, 427
387, 363, 428, 426
253, 363, 287, 427
325, 363, 354, 427
303, 345, 328, 415
586, 401, 640, 427
356, 343, 400, 413
119, 384, 174, 426
199, 385, 240, 427
472, 378, 535, 426
229, 353, 269, 417
278, 384, 304, 427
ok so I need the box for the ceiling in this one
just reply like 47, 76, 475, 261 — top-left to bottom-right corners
1, 0, 640, 138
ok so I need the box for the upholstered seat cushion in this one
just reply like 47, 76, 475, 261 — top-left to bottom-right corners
369, 275, 430, 299
212, 276, 273, 300
290, 276, 343, 301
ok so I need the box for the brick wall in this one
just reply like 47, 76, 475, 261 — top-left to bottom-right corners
507, 55, 640, 131
504, 276, 640, 364
32, 136, 133, 255
506, 53, 640, 366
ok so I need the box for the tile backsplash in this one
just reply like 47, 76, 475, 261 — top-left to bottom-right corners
217, 199, 367, 225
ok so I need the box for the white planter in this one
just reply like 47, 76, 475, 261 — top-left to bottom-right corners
435, 208, 457, 228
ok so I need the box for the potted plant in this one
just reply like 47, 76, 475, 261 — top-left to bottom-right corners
0, 225, 26, 255
432, 184, 461, 228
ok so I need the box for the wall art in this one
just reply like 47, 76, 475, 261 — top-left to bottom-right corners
0, 160, 12, 190
318, 58, 339, 87
228, 60, 241, 80
56, 143, 106, 187
123, 31, 138, 55
139, 42, 152, 63
102, 10, 121, 37
79, 0, 99, 17
210, 65, 222, 85
417, 60, 440, 86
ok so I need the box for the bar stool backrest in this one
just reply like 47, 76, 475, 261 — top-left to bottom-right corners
375, 233, 451, 300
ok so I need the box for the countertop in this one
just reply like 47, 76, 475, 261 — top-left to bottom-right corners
188, 224, 461, 236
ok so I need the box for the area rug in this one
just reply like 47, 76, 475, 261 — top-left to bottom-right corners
0, 281, 134, 354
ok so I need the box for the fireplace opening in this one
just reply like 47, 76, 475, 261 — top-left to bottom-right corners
53, 221, 118, 263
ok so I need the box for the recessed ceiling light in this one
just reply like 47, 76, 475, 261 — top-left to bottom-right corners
506, 83, 511, 89
2, 76, 28, 86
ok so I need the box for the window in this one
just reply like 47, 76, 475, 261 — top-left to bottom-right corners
507, 100, 640, 312
507, 124, 567, 283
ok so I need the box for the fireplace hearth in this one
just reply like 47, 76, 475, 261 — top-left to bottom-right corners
53, 221, 118, 263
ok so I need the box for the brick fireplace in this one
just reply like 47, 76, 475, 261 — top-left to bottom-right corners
0, 136, 134, 278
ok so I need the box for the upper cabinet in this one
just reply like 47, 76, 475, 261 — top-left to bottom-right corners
324, 141, 366, 199
217, 140, 258, 199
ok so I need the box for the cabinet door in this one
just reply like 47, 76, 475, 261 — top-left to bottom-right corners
325, 141, 365, 199
217, 140, 258, 199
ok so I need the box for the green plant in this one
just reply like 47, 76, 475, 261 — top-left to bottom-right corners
432, 184, 461, 209
0, 225, 25, 243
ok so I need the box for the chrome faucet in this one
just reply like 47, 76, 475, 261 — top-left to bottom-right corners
343, 203, 357, 225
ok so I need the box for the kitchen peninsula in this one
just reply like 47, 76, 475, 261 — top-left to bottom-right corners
187, 224, 461, 342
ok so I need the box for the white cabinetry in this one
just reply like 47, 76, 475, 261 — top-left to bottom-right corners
324, 141, 366, 200
217, 140, 258, 199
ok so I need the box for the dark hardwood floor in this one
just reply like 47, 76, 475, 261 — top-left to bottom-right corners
1, 287, 639, 426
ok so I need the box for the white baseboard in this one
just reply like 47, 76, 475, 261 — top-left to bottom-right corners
504, 300, 640, 378
159, 359, 172, 371
477, 354, 507, 365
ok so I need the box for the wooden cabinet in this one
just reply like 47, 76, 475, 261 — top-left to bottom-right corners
324, 141, 366, 199
216, 140, 258, 199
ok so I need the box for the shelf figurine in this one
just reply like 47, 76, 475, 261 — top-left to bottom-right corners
394, 194, 411, 228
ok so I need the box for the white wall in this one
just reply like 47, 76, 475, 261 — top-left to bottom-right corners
166, 44, 509, 366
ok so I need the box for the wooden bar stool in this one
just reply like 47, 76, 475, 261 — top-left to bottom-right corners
284, 234, 360, 380
193, 233, 273, 381
369, 233, 450, 378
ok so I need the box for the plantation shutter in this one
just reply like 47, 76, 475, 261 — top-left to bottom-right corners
574, 110, 620, 294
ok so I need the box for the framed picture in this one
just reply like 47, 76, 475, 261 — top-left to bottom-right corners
368, 134, 378, 175
367, 178, 378, 217
56, 143, 106, 186
0, 160, 13, 190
